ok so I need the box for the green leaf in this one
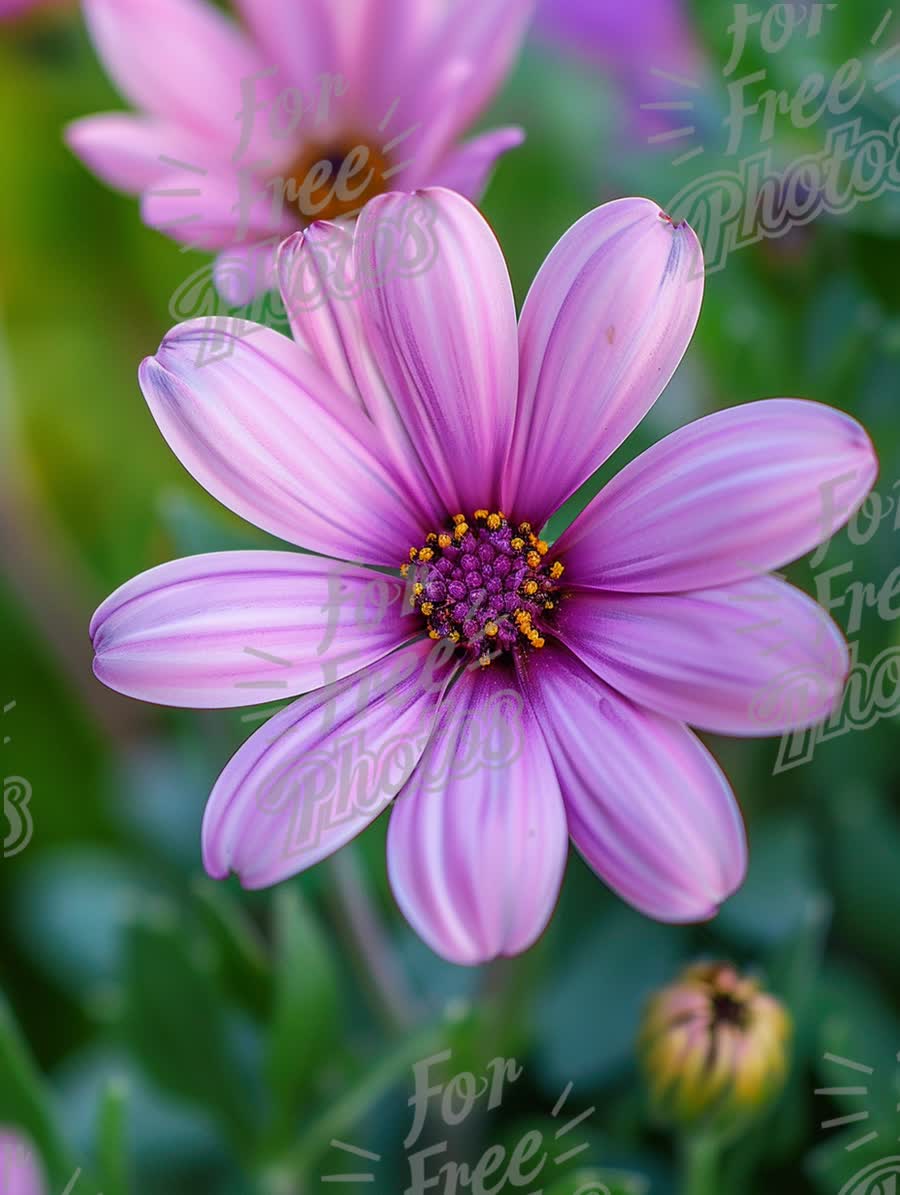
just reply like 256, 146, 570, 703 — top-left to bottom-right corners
194, 877, 271, 1019
265, 886, 340, 1130
121, 903, 256, 1143
0, 990, 74, 1187
95, 1077, 131, 1195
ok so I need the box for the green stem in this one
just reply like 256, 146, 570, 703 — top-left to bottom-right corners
681, 1132, 721, 1195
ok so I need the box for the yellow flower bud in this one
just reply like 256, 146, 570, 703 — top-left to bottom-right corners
639, 962, 791, 1128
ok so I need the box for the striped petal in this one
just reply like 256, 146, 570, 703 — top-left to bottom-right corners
355, 189, 519, 517
139, 320, 430, 566
554, 577, 849, 736
91, 552, 415, 709
387, 664, 567, 965
559, 399, 878, 592
203, 641, 455, 887
503, 197, 704, 525
520, 644, 747, 923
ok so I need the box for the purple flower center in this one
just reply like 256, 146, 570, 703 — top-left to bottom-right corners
403, 511, 566, 665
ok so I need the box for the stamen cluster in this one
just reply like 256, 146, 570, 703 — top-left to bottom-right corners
402, 511, 565, 665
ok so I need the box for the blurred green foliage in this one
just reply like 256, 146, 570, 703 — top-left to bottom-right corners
2, 2, 900, 1193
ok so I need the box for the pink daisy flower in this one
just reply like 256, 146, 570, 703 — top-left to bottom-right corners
90, 191, 876, 966
66, 0, 533, 303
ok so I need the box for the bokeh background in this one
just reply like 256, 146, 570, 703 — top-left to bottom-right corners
2, 2, 899, 1193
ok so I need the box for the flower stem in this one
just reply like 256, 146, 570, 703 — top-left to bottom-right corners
682, 1132, 721, 1195
326, 846, 420, 1032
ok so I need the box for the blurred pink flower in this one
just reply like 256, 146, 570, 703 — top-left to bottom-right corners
0, 1128, 45, 1195
91, 190, 876, 965
535, 0, 705, 134
66, 0, 533, 302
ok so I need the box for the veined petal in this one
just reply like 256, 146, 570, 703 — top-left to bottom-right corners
554, 577, 849, 736
83, 0, 279, 151
203, 640, 455, 887
356, 189, 519, 516
559, 399, 878, 592
140, 321, 430, 566
503, 197, 704, 524
519, 644, 747, 923
91, 551, 415, 709
276, 225, 447, 526
141, 171, 294, 252
231, 0, 339, 97
387, 665, 567, 965
65, 114, 207, 194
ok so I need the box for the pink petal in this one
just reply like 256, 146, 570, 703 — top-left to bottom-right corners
520, 644, 747, 922
0, 1129, 44, 1195
231, 0, 339, 96
139, 320, 430, 566
91, 551, 415, 709
276, 226, 447, 527
559, 399, 878, 592
356, 189, 519, 516
503, 197, 704, 525
203, 640, 455, 887
428, 127, 525, 200
83, 0, 279, 152
213, 242, 278, 307
387, 664, 568, 965
141, 170, 294, 252
64, 114, 208, 194
412, 0, 536, 138
554, 577, 849, 736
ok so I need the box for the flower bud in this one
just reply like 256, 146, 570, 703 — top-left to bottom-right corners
639, 962, 791, 1127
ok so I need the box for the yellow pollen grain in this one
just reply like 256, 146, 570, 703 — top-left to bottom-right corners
413, 582, 424, 596
409, 547, 418, 561
450, 631, 461, 643
523, 580, 538, 596
474, 509, 489, 520
532, 636, 545, 649
400, 563, 409, 577
486, 513, 502, 530
511, 537, 525, 551
550, 561, 565, 579
420, 601, 434, 616
426, 532, 437, 543
479, 653, 492, 668
438, 533, 452, 549
418, 547, 434, 562
454, 523, 469, 539
453, 513, 466, 524
526, 551, 541, 569
429, 629, 441, 640
484, 621, 499, 638
544, 600, 555, 610
518, 522, 531, 534
536, 540, 549, 556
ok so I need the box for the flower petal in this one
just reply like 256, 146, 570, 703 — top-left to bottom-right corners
276, 225, 448, 527
65, 114, 207, 194
83, 0, 278, 151
140, 320, 430, 566
356, 189, 519, 516
558, 399, 878, 591
554, 577, 849, 736
387, 664, 568, 965
91, 551, 415, 709
503, 197, 704, 524
231, 0, 339, 96
0, 1128, 44, 1195
203, 640, 455, 887
428, 127, 525, 200
141, 171, 294, 252
519, 644, 747, 923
